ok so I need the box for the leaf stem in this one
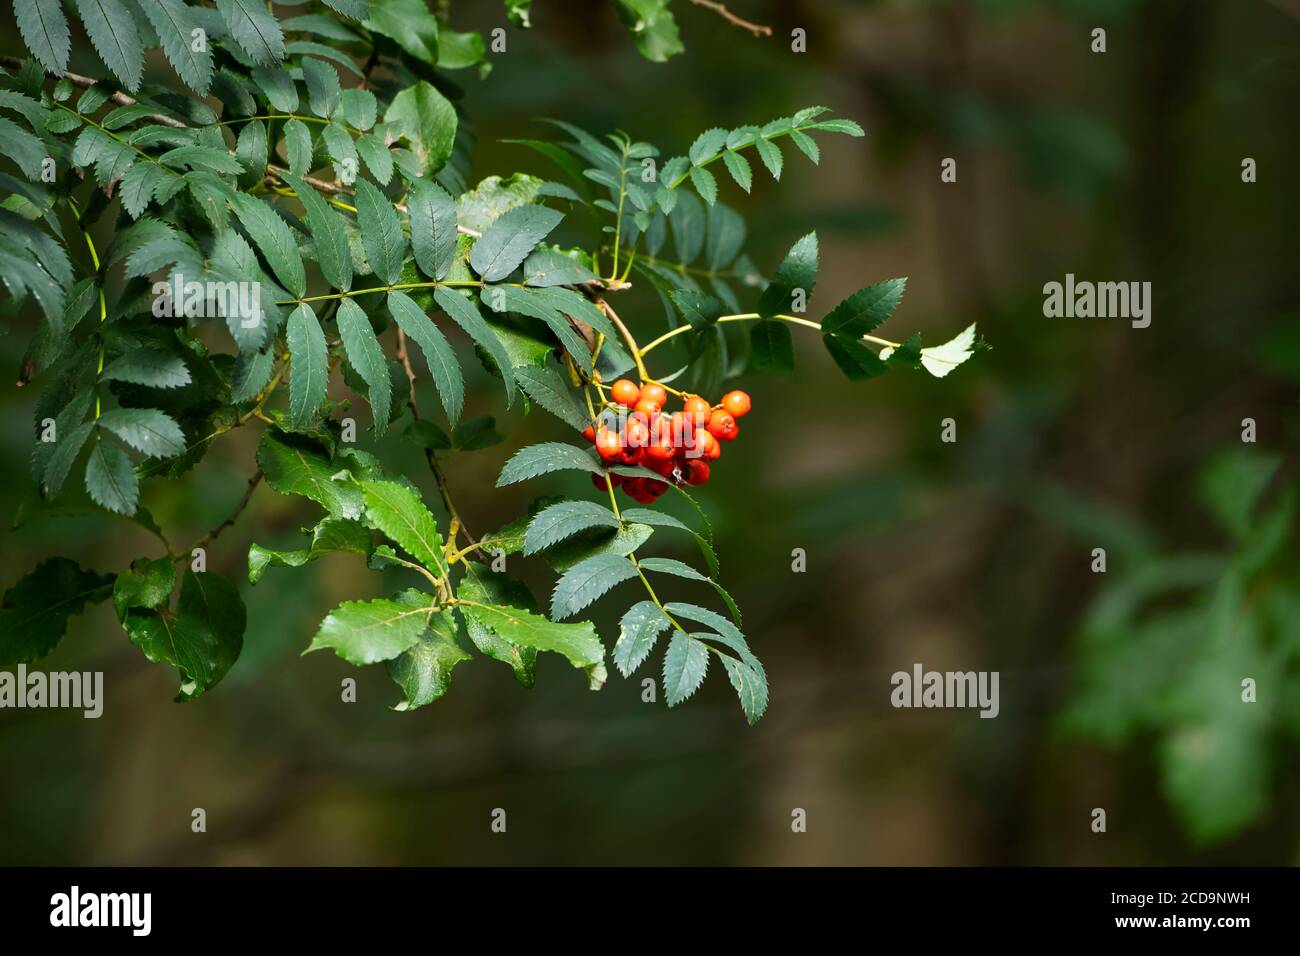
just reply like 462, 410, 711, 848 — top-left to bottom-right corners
638, 312, 902, 358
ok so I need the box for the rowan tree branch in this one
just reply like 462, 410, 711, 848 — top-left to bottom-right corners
688, 0, 773, 38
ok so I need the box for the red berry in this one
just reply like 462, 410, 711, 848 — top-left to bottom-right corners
611, 379, 640, 407
721, 390, 751, 418
683, 460, 710, 486
707, 409, 738, 442
595, 428, 622, 460
581, 425, 596, 443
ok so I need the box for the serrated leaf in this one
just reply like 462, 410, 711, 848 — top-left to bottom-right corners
880, 322, 976, 379
388, 291, 463, 425
280, 172, 352, 292
74, 0, 143, 91
112, 557, 175, 621
16, 0, 71, 76
248, 516, 372, 584
359, 479, 445, 574
469, 204, 563, 282
352, 178, 405, 285
335, 297, 392, 433
283, 118, 313, 176
356, 134, 393, 185
662, 631, 708, 705
524, 500, 619, 555
756, 231, 817, 317
286, 303, 328, 426
522, 247, 599, 287
514, 362, 588, 431
432, 286, 515, 405
619, 508, 719, 578
550, 552, 638, 619
688, 128, 727, 165
256, 430, 364, 518
497, 442, 602, 486
41, 421, 94, 498
301, 55, 341, 118
215, 0, 285, 66
101, 348, 191, 389
408, 179, 457, 280
455, 565, 538, 686
387, 608, 470, 711
688, 165, 718, 205
230, 193, 306, 298
252, 65, 298, 112
640, 557, 742, 625
84, 437, 139, 515
0, 558, 113, 664
140, 0, 213, 94
461, 594, 604, 681
720, 654, 768, 724
613, 600, 670, 677
821, 278, 906, 337
754, 137, 783, 179
98, 408, 186, 458
481, 285, 591, 373
823, 333, 887, 380
790, 128, 820, 164
721, 150, 752, 193
308, 593, 432, 665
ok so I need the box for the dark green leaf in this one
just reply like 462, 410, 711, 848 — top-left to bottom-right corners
550, 552, 638, 619
613, 600, 670, 678
84, 438, 139, 515
0, 558, 113, 664
336, 298, 392, 433
821, 278, 907, 337
388, 291, 463, 425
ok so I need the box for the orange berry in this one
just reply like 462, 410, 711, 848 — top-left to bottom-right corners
610, 379, 640, 407
692, 428, 718, 459
581, 425, 596, 443
624, 416, 650, 448
682, 395, 712, 420
721, 390, 751, 418
707, 409, 738, 442
633, 398, 661, 419
595, 428, 622, 460
640, 383, 668, 407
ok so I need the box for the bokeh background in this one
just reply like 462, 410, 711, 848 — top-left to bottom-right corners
1, 0, 1298, 865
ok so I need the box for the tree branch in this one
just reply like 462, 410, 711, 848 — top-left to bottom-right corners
1, 55, 188, 128
191, 471, 263, 555
688, 0, 773, 38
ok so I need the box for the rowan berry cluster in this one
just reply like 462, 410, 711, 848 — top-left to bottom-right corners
582, 380, 752, 504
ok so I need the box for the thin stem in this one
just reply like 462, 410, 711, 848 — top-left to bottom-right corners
280, 279, 486, 307
688, 0, 773, 37
189, 471, 263, 555
638, 312, 903, 358
598, 298, 649, 379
